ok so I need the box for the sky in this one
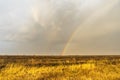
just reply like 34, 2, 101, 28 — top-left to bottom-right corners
0, 0, 120, 55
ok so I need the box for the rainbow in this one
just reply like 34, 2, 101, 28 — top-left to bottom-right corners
61, 0, 119, 55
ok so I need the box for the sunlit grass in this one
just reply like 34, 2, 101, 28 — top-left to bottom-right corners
0, 62, 120, 80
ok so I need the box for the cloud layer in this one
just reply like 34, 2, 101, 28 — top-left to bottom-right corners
0, 0, 120, 55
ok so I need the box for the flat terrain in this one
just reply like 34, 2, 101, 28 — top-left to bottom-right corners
0, 55, 120, 80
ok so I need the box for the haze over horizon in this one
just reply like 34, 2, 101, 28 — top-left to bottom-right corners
0, 0, 120, 55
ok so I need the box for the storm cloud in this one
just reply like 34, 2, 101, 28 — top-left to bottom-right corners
0, 0, 120, 55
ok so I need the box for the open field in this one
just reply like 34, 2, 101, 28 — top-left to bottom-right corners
0, 55, 120, 80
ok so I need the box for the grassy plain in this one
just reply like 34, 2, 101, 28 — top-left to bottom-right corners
0, 56, 120, 80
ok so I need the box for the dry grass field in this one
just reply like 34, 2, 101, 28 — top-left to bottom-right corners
0, 56, 120, 80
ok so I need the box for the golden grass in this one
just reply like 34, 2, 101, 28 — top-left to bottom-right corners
0, 63, 120, 80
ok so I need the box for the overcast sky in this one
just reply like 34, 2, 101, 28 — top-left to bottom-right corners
0, 0, 120, 55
